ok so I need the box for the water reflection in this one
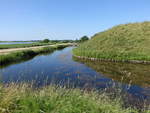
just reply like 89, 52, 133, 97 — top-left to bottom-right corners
73, 57, 150, 88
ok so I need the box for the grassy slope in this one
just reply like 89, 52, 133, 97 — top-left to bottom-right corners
0, 44, 69, 65
0, 84, 142, 113
73, 21, 150, 61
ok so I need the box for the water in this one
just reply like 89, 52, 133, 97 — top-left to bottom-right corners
0, 42, 34, 45
0, 47, 150, 108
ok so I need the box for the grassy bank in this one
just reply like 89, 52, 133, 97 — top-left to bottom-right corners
0, 83, 144, 113
0, 42, 54, 49
73, 21, 150, 62
0, 44, 69, 65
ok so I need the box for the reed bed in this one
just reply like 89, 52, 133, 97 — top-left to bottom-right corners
0, 83, 144, 113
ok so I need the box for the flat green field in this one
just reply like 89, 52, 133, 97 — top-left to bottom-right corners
73, 21, 150, 62
0, 42, 53, 49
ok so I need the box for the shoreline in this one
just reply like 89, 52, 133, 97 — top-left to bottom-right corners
73, 55, 150, 64
0, 43, 74, 54
0, 44, 72, 66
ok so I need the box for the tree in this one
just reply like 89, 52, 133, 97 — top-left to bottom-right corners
80, 36, 89, 42
42, 39, 50, 43
75, 38, 79, 43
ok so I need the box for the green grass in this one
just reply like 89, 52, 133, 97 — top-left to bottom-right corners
0, 42, 53, 49
73, 21, 150, 61
0, 44, 70, 65
0, 83, 145, 113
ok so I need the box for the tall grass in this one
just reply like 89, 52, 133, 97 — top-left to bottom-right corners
0, 44, 69, 65
73, 21, 150, 62
0, 83, 144, 113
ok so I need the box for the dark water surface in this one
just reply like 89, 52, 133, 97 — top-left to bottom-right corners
0, 47, 150, 108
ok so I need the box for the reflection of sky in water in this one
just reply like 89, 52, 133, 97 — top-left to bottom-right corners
0, 47, 150, 106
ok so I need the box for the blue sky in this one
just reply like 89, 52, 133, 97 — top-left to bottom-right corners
0, 0, 150, 41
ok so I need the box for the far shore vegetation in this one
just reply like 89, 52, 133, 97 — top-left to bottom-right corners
0, 44, 70, 66
0, 39, 76, 49
75, 36, 89, 43
73, 21, 150, 62
0, 43, 52, 49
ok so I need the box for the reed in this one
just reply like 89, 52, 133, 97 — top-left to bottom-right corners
0, 83, 143, 113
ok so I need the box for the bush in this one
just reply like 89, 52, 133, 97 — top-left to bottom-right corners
42, 39, 50, 43
79, 36, 89, 42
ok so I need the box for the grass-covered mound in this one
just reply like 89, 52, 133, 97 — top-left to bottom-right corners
73, 21, 150, 61
0, 84, 141, 113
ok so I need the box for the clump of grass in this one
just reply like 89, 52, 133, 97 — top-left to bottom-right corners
73, 21, 150, 62
0, 44, 70, 65
0, 83, 143, 113
0, 50, 36, 65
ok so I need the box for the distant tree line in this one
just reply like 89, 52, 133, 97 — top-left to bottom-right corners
41, 36, 89, 44
41, 39, 75, 43
75, 36, 89, 43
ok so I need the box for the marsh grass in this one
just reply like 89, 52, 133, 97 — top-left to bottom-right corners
0, 83, 145, 113
73, 21, 150, 62
0, 44, 69, 65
